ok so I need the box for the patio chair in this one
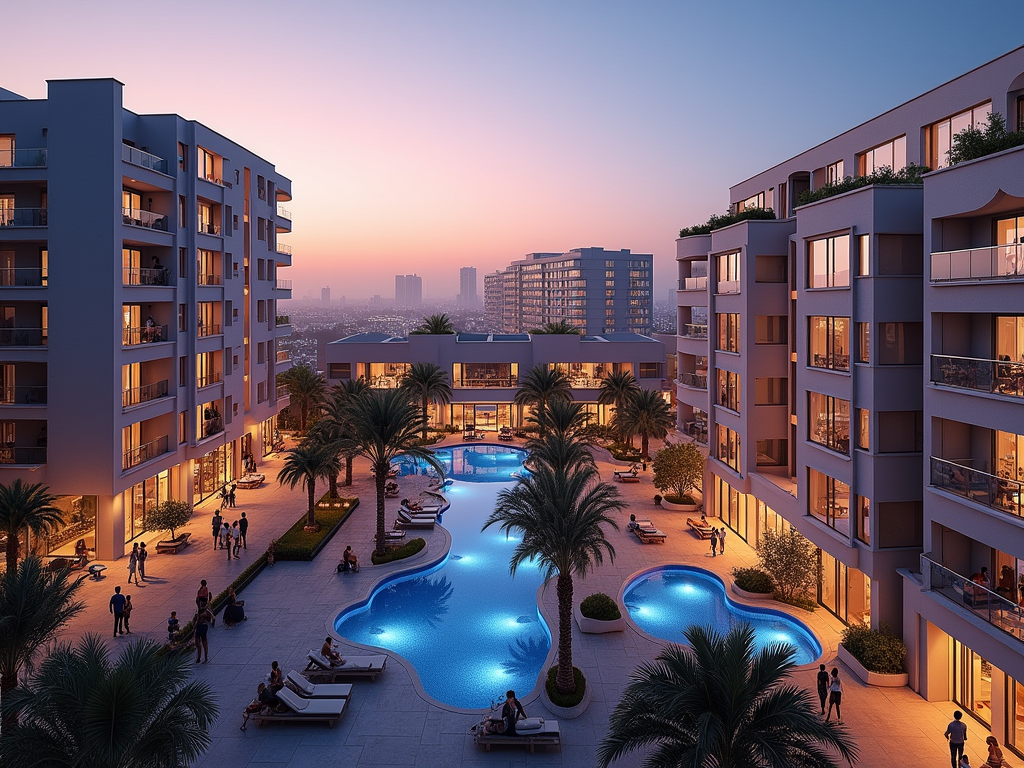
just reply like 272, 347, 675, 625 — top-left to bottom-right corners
304, 650, 389, 681
252, 685, 348, 728
286, 670, 353, 699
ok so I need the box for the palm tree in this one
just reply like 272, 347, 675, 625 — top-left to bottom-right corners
598, 370, 640, 443
277, 440, 341, 529
483, 460, 624, 696
0, 557, 85, 730
529, 321, 581, 335
616, 389, 674, 461
0, 480, 64, 574
309, 379, 370, 493
339, 389, 444, 557
597, 625, 859, 768
277, 363, 326, 435
400, 362, 453, 440
514, 365, 572, 434
525, 400, 595, 473
0, 635, 218, 768
410, 313, 455, 335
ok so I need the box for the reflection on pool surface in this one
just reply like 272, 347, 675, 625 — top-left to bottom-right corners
394, 443, 526, 483
334, 445, 550, 708
623, 565, 822, 665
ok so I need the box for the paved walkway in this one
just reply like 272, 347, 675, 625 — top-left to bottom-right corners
52, 435, 995, 767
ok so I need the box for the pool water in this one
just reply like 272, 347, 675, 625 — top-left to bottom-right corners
334, 445, 550, 709
623, 566, 822, 665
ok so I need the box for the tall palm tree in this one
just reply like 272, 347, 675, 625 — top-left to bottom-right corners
525, 400, 595, 473
529, 321, 581, 335
597, 625, 859, 768
616, 389, 675, 461
339, 389, 444, 557
0, 635, 218, 768
277, 363, 326, 435
0, 480, 64, 574
410, 313, 455, 335
309, 379, 370, 493
514, 365, 572, 434
277, 440, 341, 529
400, 362, 453, 440
483, 460, 624, 695
598, 370, 640, 443
0, 557, 85, 730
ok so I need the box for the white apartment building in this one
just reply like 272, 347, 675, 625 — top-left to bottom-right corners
677, 45, 1024, 750
0, 78, 292, 561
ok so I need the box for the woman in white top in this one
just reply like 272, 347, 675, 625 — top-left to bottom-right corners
825, 667, 843, 722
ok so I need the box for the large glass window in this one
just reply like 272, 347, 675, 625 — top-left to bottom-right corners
856, 323, 870, 363
716, 369, 740, 412
857, 496, 871, 544
452, 362, 518, 388
808, 235, 850, 288
126, 471, 170, 543
808, 467, 850, 534
857, 135, 907, 175
995, 315, 1024, 366
550, 362, 620, 386
808, 316, 850, 371
716, 251, 741, 293
856, 408, 870, 451
716, 313, 740, 353
825, 160, 844, 185
716, 424, 741, 474
755, 316, 787, 344
928, 102, 991, 169
356, 362, 410, 388
809, 392, 850, 455
953, 641, 992, 727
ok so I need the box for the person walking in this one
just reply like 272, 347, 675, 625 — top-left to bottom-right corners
231, 521, 241, 559
266, 539, 276, 567
138, 542, 148, 581
709, 527, 718, 556
211, 512, 222, 549
123, 594, 134, 634
127, 543, 140, 585
194, 605, 214, 663
219, 486, 229, 510
718, 526, 727, 553
109, 586, 127, 637
816, 663, 829, 715
228, 483, 237, 508
239, 512, 248, 549
825, 667, 843, 723
945, 710, 968, 768
196, 579, 210, 611
222, 522, 232, 559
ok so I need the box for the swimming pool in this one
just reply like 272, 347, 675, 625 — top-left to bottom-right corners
334, 445, 550, 709
623, 565, 822, 665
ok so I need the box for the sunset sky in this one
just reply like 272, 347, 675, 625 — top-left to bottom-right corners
5, 1, 1023, 301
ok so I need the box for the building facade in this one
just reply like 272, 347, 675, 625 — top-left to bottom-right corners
394, 274, 422, 307
0, 78, 292, 561
458, 266, 477, 307
676, 45, 1024, 750
483, 248, 653, 335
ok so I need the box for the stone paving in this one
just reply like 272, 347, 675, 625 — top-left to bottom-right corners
52, 435, 996, 767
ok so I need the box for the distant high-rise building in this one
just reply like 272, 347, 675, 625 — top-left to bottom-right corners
483, 248, 653, 335
321, 286, 331, 304
369, 295, 383, 308
458, 266, 478, 307
395, 274, 422, 307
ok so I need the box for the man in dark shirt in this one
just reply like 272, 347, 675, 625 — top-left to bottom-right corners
816, 664, 829, 715
239, 512, 248, 549
109, 586, 127, 637
945, 710, 968, 768
211, 512, 222, 548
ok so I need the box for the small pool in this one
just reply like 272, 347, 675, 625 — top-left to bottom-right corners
334, 445, 550, 709
623, 565, 822, 665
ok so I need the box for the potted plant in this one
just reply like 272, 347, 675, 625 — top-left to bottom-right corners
837, 624, 908, 687
730, 567, 774, 601
573, 592, 626, 634
143, 500, 194, 553
652, 443, 703, 510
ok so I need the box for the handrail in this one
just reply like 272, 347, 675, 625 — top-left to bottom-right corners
276, 242, 292, 255
930, 243, 1024, 282
921, 555, 1024, 644
122, 144, 167, 173
678, 373, 708, 389
122, 435, 169, 470
277, 206, 292, 220
275, 315, 290, 326
0, 208, 47, 227
276, 279, 292, 290
122, 380, 169, 409
0, 148, 47, 167
0, 268, 47, 287
122, 325, 168, 346
123, 267, 168, 286
0, 327, 47, 346
0, 385, 47, 405
931, 353, 1024, 399
678, 276, 707, 291
122, 208, 167, 231
681, 323, 708, 339
0, 446, 46, 465
930, 456, 1023, 519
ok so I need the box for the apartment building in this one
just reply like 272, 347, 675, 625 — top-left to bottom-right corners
324, 331, 665, 429
0, 78, 292, 561
458, 266, 477, 307
484, 248, 653, 335
395, 274, 422, 307
677, 45, 1024, 748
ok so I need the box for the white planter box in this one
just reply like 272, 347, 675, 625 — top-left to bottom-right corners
838, 643, 908, 688
573, 602, 626, 633
730, 582, 774, 601
659, 497, 699, 512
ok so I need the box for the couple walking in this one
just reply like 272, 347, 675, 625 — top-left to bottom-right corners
126, 542, 148, 584
709, 526, 727, 556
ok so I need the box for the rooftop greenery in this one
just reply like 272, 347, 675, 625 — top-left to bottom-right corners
678, 207, 775, 238
947, 110, 1024, 166
796, 163, 929, 207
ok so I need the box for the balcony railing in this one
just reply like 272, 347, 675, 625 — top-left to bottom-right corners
452, 377, 518, 389
122, 144, 167, 174
197, 372, 223, 389
681, 323, 708, 339
0, 208, 47, 227
276, 242, 292, 255
0, 446, 46, 465
0, 328, 46, 347
201, 416, 224, 438
0, 268, 46, 287
716, 280, 740, 294
198, 220, 221, 235
123, 435, 169, 471
0, 385, 46, 405
197, 273, 222, 286
678, 372, 708, 389
0, 148, 47, 167
275, 315, 290, 326
277, 206, 292, 221
275, 279, 292, 290
122, 380, 169, 409
921, 555, 1024, 646
123, 267, 168, 287
122, 325, 167, 346
931, 354, 1024, 399
197, 324, 222, 338
678, 276, 708, 291
276, 350, 291, 363
930, 456, 1023, 519
122, 208, 167, 231
931, 243, 1024, 283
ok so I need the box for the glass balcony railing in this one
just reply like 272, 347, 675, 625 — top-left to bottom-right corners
201, 416, 224, 438
276, 350, 291, 363
0, 446, 46, 465
931, 354, 1024, 399
276, 242, 292, 255
716, 280, 740, 294
123, 267, 168, 287
921, 555, 1024, 646
681, 323, 708, 339
0, 385, 46, 405
0, 268, 47, 287
678, 372, 708, 389
0, 327, 47, 346
123, 435, 169, 471
197, 273, 222, 286
122, 380, 169, 409
122, 208, 167, 231
197, 372, 223, 389
0, 148, 47, 167
122, 144, 167, 174
275, 315, 290, 326
275, 279, 292, 291
930, 456, 1023, 519
198, 220, 221, 235
197, 324, 222, 338
122, 325, 167, 346
0, 208, 47, 227
452, 377, 518, 389
277, 205, 292, 221
678, 276, 708, 291
931, 243, 1024, 283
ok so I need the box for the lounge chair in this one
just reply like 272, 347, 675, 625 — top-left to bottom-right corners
304, 650, 389, 681
614, 469, 640, 483
632, 521, 667, 544
377, 529, 407, 543
396, 510, 437, 528
286, 670, 353, 699
687, 517, 714, 539
473, 717, 561, 752
252, 686, 348, 728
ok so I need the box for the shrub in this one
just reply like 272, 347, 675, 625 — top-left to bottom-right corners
678, 207, 775, 238
370, 537, 426, 565
545, 665, 586, 708
662, 494, 697, 505
579, 592, 621, 621
947, 111, 1024, 166
796, 163, 929, 207
274, 501, 357, 561
653, 442, 704, 500
841, 623, 907, 675
608, 443, 643, 461
757, 528, 820, 603
142, 500, 193, 540
731, 567, 774, 594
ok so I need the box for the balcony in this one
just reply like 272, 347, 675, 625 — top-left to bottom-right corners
202, 416, 224, 438
122, 380, 169, 409
197, 324, 222, 338
122, 325, 167, 346
680, 323, 708, 339
0, 385, 46, 405
123, 267, 168, 287
921, 555, 1024, 646
0, 446, 45, 465
678, 276, 708, 291
276, 242, 292, 255
197, 273, 222, 286
122, 145, 167, 174
275, 279, 292, 291
931, 354, 1024, 400
122, 208, 167, 231
197, 372, 223, 389
275, 315, 290, 327
678, 372, 708, 390
198, 221, 221, 236
930, 456, 1022, 519
122, 435, 169, 471
277, 205, 292, 221
0, 268, 46, 287
716, 280, 740, 294
0, 328, 46, 347
930, 243, 1024, 283
0, 148, 47, 168
276, 350, 291, 364
452, 377, 518, 389
0, 208, 47, 227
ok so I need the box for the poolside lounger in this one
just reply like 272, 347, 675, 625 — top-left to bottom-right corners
399, 504, 438, 519
473, 717, 561, 752
687, 518, 714, 539
252, 686, 348, 728
633, 523, 667, 544
286, 670, 353, 699
303, 650, 389, 681
615, 473, 640, 483
396, 510, 437, 527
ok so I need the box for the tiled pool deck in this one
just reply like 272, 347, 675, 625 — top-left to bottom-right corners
54, 435, 994, 767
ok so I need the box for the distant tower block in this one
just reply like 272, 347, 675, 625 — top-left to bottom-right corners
459, 266, 478, 306
321, 286, 331, 304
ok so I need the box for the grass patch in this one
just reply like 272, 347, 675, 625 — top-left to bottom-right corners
545, 665, 587, 708
775, 594, 817, 612
275, 499, 358, 561
370, 537, 426, 565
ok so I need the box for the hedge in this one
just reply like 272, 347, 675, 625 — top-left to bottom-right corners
579, 592, 621, 621
731, 567, 774, 594
841, 623, 907, 675
370, 537, 426, 565
275, 497, 359, 561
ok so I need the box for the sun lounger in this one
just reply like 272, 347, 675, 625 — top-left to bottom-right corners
252, 686, 348, 728
687, 518, 714, 539
396, 509, 437, 528
615, 472, 640, 483
473, 717, 561, 752
633, 522, 667, 544
378, 529, 407, 543
286, 670, 353, 699
304, 650, 389, 681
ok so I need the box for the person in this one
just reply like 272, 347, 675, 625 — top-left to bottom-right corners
269, 660, 284, 692
144, 314, 155, 342
196, 579, 210, 611
138, 542, 148, 581
222, 522, 232, 559
709, 527, 718, 556
224, 587, 246, 624
945, 710, 968, 768
229, 483, 237, 508
627, 513, 640, 532
231, 521, 242, 559
123, 594, 134, 634
985, 736, 1004, 767
241, 683, 269, 731
152, 255, 162, 272
996, 565, 1014, 598
127, 543, 140, 585
167, 611, 180, 643
816, 663, 829, 715
212, 512, 223, 549
501, 689, 527, 736
718, 526, 727, 554
700, 509, 707, 524
959, 756, 971, 768
825, 667, 842, 722
979, 567, 991, 586
322, 637, 344, 665
74, 539, 88, 568
343, 546, 359, 573
219, 486, 229, 510
266, 539, 276, 567
239, 512, 248, 549
194, 606, 214, 663
109, 586, 127, 637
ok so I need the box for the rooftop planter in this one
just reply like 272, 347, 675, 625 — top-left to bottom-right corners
574, 592, 626, 634
946, 111, 1024, 166
838, 624, 908, 687
678, 207, 775, 238
796, 164, 928, 207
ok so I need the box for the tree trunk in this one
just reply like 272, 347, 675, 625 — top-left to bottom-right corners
422, 394, 429, 441
6, 536, 18, 576
329, 472, 338, 499
641, 433, 650, 461
306, 478, 316, 528
555, 572, 575, 694
1, 671, 18, 731
345, 455, 353, 486
374, 466, 388, 558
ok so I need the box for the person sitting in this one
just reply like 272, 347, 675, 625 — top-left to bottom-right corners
74, 539, 89, 568
223, 587, 246, 624
996, 565, 1015, 598
241, 683, 274, 731
343, 546, 359, 573
268, 660, 284, 692
627, 514, 640, 532
501, 689, 527, 736
321, 637, 344, 666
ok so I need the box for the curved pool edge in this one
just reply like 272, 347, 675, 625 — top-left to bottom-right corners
616, 563, 832, 672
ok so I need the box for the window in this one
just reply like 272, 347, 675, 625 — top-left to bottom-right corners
258, 258, 266, 281
329, 363, 352, 379
638, 362, 661, 379
197, 201, 219, 235
179, 411, 187, 445
177, 142, 187, 172
179, 247, 187, 277
196, 249, 220, 285
0, 135, 13, 167
928, 101, 990, 169
197, 302, 219, 337
857, 496, 870, 544
808, 234, 850, 288
825, 160, 844, 185
716, 424, 741, 474
756, 439, 787, 466
857, 135, 906, 175
197, 147, 218, 181
716, 313, 740, 353
196, 352, 221, 388
808, 316, 850, 371
716, 251, 741, 293
738, 191, 765, 212
856, 408, 870, 451
717, 369, 740, 412
257, 218, 267, 241
877, 411, 923, 453
809, 392, 850, 454
257, 175, 266, 200
755, 316, 787, 344
755, 255, 786, 283
178, 195, 187, 226
856, 323, 870, 363
179, 356, 187, 387
808, 468, 850, 534
178, 304, 187, 332
257, 300, 266, 323
754, 377, 787, 405
878, 322, 922, 365
857, 234, 870, 276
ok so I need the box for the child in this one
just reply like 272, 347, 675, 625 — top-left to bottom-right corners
167, 611, 180, 643
123, 595, 133, 634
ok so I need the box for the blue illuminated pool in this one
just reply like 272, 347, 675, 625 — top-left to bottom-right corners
623, 565, 822, 665
334, 445, 550, 709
